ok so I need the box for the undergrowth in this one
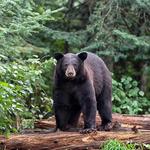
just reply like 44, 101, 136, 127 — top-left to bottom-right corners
101, 139, 150, 150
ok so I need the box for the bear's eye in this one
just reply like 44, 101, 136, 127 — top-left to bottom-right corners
64, 63, 68, 67
73, 64, 78, 68
73, 64, 77, 67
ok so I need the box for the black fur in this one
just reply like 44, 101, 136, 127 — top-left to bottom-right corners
53, 52, 112, 132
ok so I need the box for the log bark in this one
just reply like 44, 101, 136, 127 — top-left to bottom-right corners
34, 113, 150, 130
0, 113, 150, 150
0, 131, 150, 150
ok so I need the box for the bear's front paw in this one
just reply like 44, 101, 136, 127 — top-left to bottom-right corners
80, 128, 97, 134
98, 123, 112, 131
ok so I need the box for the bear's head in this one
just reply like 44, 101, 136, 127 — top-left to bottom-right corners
54, 52, 87, 80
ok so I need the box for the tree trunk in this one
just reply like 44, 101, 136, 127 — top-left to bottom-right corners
140, 63, 148, 93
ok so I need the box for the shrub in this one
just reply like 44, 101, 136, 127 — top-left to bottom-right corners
112, 76, 150, 114
101, 139, 150, 150
0, 57, 55, 133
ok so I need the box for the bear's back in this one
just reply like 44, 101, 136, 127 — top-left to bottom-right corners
85, 52, 107, 70
85, 52, 111, 96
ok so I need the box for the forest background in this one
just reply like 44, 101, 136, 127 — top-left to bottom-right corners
0, 0, 150, 133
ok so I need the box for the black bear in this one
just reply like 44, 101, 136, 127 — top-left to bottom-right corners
53, 52, 112, 133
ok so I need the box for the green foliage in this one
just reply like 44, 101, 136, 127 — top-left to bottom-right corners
113, 76, 150, 114
0, 0, 67, 58
86, 0, 150, 61
0, 81, 23, 133
21, 119, 35, 130
101, 139, 150, 150
101, 139, 135, 150
0, 57, 55, 133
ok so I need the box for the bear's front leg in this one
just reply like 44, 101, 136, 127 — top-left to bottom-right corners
80, 100, 97, 134
54, 104, 70, 131
78, 83, 97, 134
53, 90, 70, 131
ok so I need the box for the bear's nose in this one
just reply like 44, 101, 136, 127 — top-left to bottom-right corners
68, 72, 74, 77
65, 65, 76, 78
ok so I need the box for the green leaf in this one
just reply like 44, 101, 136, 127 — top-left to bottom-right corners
139, 91, 144, 96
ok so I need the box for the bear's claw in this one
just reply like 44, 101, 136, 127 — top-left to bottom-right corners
80, 128, 97, 134
97, 123, 112, 131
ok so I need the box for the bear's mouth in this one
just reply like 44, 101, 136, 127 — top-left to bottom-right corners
65, 65, 76, 79
65, 73, 76, 80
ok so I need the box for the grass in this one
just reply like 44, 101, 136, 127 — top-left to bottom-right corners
101, 139, 150, 150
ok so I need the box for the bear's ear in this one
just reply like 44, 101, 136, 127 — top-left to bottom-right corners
78, 52, 87, 61
54, 53, 64, 61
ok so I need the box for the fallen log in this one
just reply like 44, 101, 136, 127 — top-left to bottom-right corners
34, 113, 150, 130
0, 131, 150, 150
0, 113, 150, 150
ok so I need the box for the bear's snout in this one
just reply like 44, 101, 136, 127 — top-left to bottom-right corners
65, 65, 76, 79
